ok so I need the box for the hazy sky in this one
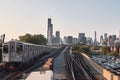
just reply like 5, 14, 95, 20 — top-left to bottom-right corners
0, 0, 120, 41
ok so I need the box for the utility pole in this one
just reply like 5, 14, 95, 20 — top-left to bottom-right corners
0, 34, 5, 43
0, 34, 5, 62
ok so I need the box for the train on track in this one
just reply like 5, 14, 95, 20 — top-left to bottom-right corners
1, 40, 54, 69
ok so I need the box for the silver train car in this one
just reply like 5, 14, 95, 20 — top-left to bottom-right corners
2, 40, 54, 69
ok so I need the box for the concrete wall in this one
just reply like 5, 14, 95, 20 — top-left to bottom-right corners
81, 53, 120, 80
113, 75, 119, 80
103, 69, 113, 80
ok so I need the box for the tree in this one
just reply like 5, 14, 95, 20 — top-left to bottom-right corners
73, 45, 90, 53
109, 51, 118, 56
80, 46, 90, 53
19, 33, 47, 45
101, 46, 110, 55
72, 45, 80, 51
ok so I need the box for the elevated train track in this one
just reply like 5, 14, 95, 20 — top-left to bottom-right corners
65, 54, 94, 80
74, 53, 96, 80
64, 46, 97, 80
79, 53, 107, 80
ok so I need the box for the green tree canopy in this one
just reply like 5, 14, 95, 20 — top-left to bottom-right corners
19, 33, 47, 45
101, 46, 110, 54
81, 46, 90, 53
73, 45, 90, 53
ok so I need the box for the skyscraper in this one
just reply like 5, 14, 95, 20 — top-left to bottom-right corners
63, 36, 67, 44
66, 36, 73, 45
100, 35, 103, 43
56, 31, 60, 45
87, 37, 93, 45
47, 18, 53, 45
94, 31, 97, 45
100, 35, 103, 45
104, 33, 107, 41
108, 35, 116, 47
78, 33, 86, 44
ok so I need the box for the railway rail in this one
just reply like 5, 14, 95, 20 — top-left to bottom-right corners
65, 55, 93, 80
64, 46, 97, 80
71, 52, 106, 80
74, 53, 96, 80
80, 53, 107, 80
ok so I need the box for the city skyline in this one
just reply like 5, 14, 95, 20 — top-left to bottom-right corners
0, 0, 120, 41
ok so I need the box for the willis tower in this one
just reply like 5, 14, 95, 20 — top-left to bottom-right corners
47, 18, 53, 45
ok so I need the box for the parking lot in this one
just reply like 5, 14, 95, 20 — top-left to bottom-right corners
92, 54, 120, 75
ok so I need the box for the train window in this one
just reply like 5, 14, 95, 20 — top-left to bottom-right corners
17, 45, 23, 53
3, 45, 8, 54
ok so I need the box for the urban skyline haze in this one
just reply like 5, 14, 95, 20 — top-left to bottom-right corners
0, 0, 120, 41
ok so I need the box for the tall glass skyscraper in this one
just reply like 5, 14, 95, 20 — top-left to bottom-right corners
47, 18, 53, 45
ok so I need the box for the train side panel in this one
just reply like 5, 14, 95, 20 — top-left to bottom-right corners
1, 40, 55, 69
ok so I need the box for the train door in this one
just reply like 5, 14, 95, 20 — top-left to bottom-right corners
31, 46, 33, 60
34, 46, 37, 57
28, 45, 30, 60
32, 46, 34, 60
29, 46, 31, 59
24, 45, 29, 62
22, 45, 25, 61
9, 43, 16, 62
39, 46, 42, 55
23, 45, 26, 61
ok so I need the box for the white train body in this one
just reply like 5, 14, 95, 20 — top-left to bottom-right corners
2, 40, 53, 68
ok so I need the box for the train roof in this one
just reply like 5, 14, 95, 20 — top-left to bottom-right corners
26, 70, 53, 80
3, 40, 47, 47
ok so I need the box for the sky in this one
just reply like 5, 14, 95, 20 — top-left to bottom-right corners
0, 0, 120, 41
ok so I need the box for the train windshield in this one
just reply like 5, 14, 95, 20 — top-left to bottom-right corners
16, 45, 23, 53
3, 45, 8, 54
